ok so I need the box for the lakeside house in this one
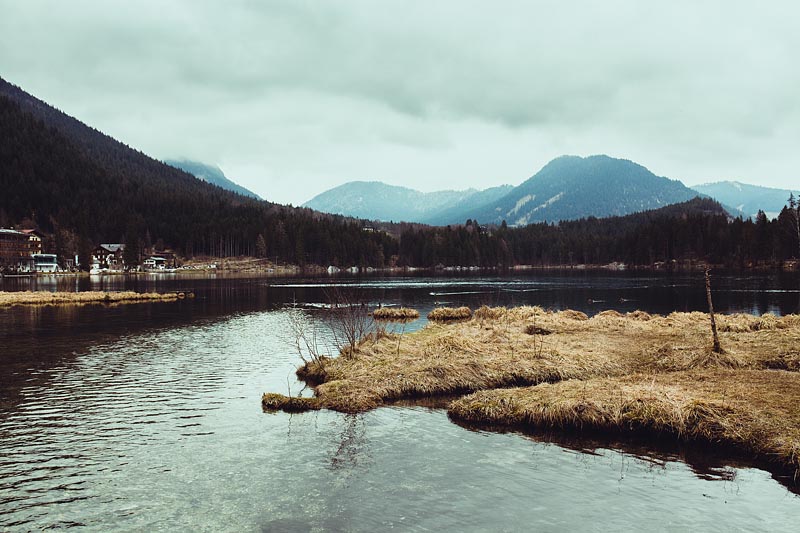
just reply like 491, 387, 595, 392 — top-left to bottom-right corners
143, 256, 167, 270
0, 228, 33, 271
92, 243, 125, 270
20, 229, 46, 254
31, 253, 58, 273
0, 228, 63, 272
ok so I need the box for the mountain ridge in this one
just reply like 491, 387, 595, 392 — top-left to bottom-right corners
303, 181, 513, 222
306, 155, 705, 225
691, 181, 798, 220
165, 159, 261, 199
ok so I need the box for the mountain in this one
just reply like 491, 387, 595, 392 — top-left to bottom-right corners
460, 155, 701, 226
0, 77, 398, 267
303, 181, 513, 222
165, 159, 261, 199
691, 181, 797, 220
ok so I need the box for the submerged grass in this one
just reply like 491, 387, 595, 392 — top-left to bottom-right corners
448, 369, 800, 478
0, 290, 189, 307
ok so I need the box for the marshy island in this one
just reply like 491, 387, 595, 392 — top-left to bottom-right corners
264, 305, 800, 480
0, 290, 191, 307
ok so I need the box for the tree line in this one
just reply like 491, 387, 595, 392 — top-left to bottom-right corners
2, 93, 798, 270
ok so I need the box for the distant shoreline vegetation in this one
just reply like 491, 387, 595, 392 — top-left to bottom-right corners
1, 77, 799, 273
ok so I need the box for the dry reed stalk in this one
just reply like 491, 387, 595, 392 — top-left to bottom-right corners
596, 310, 624, 318
428, 306, 473, 321
474, 305, 506, 321
626, 310, 652, 321
449, 369, 800, 478
263, 307, 800, 415
558, 309, 589, 321
261, 393, 321, 412
373, 307, 420, 320
0, 290, 186, 307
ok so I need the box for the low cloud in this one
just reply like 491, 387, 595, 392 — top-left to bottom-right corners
2, 0, 798, 204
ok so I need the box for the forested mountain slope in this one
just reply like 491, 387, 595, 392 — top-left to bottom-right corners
460, 155, 700, 226
0, 78, 396, 266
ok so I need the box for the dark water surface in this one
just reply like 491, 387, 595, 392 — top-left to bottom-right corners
1, 272, 799, 531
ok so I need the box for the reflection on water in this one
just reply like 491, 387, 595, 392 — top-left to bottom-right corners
1, 273, 799, 531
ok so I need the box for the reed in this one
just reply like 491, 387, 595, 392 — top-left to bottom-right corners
373, 307, 420, 320
428, 306, 472, 321
0, 290, 188, 307
264, 307, 798, 413
449, 369, 800, 478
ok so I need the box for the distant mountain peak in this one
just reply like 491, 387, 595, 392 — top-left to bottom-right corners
165, 159, 261, 200
456, 154, 698, 226
691, 181, 798, 219
303, 181, 513, 223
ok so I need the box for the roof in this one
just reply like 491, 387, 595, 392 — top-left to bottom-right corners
98, 243, 125, 252
0, 228, 26, 236
20, 229, 46, 237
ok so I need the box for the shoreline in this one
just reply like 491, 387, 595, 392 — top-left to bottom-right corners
2, 258, 797, 280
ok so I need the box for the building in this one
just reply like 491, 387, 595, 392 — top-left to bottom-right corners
143, 256, 167, 270
32, 254, 59, 273
0, 228, 33, 271
92, 243, 125, 269
20, 229, 46, 254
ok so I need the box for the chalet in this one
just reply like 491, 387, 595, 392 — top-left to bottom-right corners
92, 243, 125, 269
143, 256, 167, 270
20, 229, 46, 254
0, 228, 33, 271
151, 249, 177, 267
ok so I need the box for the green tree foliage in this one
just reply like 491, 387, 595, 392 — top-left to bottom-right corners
397, 198, 798, 268
255, 234, 267, 258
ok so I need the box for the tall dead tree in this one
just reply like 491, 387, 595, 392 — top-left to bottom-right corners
705, 268, 722, 353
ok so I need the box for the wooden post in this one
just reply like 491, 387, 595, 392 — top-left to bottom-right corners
705, 268, 722, 353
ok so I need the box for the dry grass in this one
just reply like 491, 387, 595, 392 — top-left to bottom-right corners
0, 290, 189, 307
265, 306, 800, 414
262, 304, 800, 477
261, 393, 321, 412
474, 305, 505, 320
449, 369, 800, 477
428, 306, 473, 321
596, 310, 624, 318
373, 307, 420, 320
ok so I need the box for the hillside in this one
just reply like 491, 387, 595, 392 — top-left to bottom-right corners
461, 155, 700, 226
165, 159, 261, 200
692, 181, 797, 220
0, 77, 398, 267
303, 181, 512, 222
398, 197, 799, 268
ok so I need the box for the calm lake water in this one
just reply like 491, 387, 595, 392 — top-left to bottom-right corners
1, 271, 799, 531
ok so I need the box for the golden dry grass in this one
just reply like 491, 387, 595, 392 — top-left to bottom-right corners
0, 290, 188, 307
269, 306, 800, 414
428, 306, 472, 321
261, 393, 321, 412
262, 304, 800, 477
449, 369, 800, 477
373, 307, 420, 320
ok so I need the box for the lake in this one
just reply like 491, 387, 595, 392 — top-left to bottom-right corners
1, 271, 799, 531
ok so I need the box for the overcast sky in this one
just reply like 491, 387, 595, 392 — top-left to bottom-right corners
1, 0, 798, 205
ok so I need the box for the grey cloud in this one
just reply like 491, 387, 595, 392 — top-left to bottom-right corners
1, 0, 799, 204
